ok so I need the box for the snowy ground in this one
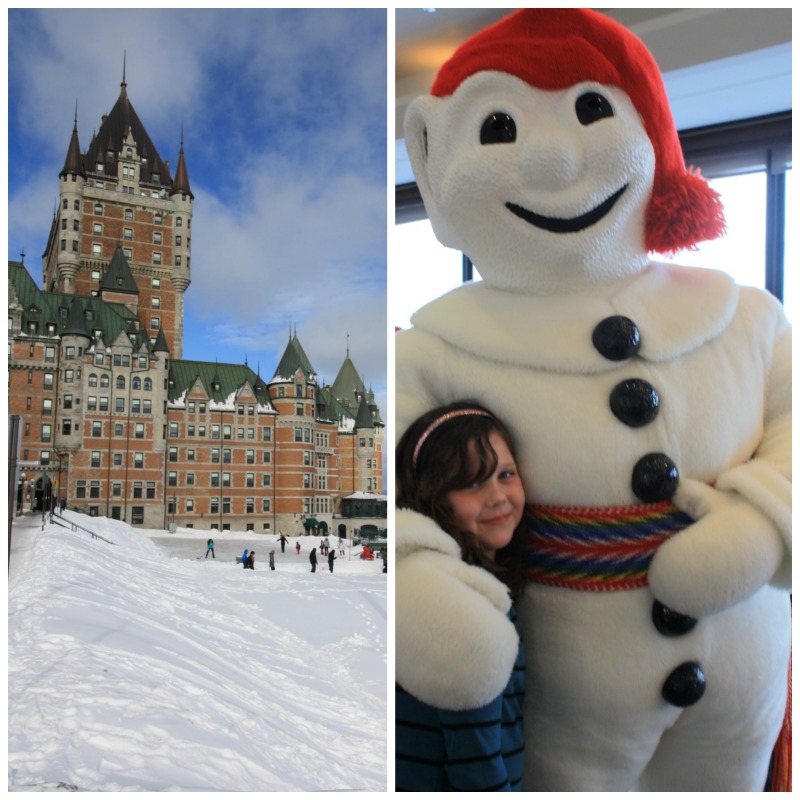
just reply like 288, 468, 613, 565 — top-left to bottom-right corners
8, 511, 387, 792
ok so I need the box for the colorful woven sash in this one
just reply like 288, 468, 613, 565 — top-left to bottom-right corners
523, 502, 694, 591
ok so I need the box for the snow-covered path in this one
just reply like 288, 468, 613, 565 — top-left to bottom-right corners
8, 513, 387, 791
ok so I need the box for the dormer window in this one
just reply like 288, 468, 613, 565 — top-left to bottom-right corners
126, 148, 133, 158
96, 163, 104, 173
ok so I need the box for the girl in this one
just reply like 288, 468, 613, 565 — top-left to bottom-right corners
395, 402, 527, 792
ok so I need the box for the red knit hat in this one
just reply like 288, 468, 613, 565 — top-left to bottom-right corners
431, 9, 725, 254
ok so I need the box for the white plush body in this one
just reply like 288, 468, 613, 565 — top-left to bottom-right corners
395, 263, 791, 790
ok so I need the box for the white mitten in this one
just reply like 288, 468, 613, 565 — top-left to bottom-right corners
396, 510, 518, 711
648, 479, 785, 618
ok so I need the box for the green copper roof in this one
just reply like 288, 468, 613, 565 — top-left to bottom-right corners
9, 259, 151, 351
354, 394, 375, 429
100, 246, 139, 295
168, 360, 271, 406
273, 334, 317, 382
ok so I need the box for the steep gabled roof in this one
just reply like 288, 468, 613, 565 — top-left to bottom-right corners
84, 80, 172, 188
99, 245, 139, 295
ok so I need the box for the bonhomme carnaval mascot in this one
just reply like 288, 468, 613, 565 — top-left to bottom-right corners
395, 9, 791, 791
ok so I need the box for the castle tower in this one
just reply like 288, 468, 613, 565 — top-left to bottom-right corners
42, 68, 193, 357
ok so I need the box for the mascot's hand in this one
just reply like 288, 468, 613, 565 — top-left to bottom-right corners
648, 479, 784, 618
395, 509, 518, 711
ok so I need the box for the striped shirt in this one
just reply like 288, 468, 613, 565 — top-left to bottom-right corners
396, 608, 526, 791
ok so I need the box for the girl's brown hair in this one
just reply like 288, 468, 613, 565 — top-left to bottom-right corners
396, 402, 527, 599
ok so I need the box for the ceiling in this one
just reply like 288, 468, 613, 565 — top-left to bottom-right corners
394, 7, 793, 150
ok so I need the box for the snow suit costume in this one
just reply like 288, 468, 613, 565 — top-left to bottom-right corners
397, 9, 791, 792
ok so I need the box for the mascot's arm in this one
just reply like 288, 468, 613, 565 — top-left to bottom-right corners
649, 315, 791, 618
396, 509, 519, 711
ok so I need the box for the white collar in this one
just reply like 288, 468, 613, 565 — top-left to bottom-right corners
410, 262, 738, 373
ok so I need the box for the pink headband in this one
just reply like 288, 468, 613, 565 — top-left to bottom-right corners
412, 409, 494, 468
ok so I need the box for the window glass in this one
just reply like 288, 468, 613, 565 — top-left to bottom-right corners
392, 218, 465, 330
783, 168, 795, 323
662, 172, 767, 291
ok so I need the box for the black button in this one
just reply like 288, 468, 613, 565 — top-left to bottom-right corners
610, 379, 660, 427
652, 601, 698, 637
662, 662, 706, 707
632, 453, 679, 502
592, 316, 640, 361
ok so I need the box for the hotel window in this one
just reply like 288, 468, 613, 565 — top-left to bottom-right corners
64, 369, 74, 384
92, 243, 102, 256
91, 451, 101, 467
186, 498, 194, 512
169, 446, 178, 462
211, 473, 220, 487
93, 223, 102, 235
153, 252, 162, 265
77, 481, 87, 498
187, 448, 195, 461
62, 419, 72, 436
134, 452, 144, 468
153, 232, 162, 245
246, 473, 255, 488
246, 498, 255, 514
131, 507, 144, 525
113, 453, 123, 467
222, 472, 231, 487
169, 422, 179, 437
123, 248, 132, 259
112, 483, 122, 498
95, 203, 103, 214
114, 423, 124, 436
262, 499, 271, 512
44, 372, 54, 389
223, 448, 232, 463
168, 471, 177, 487
222, 498, 231, 514
42, 398, 53, 415
135, 422, 145, 439
41, 424, 52, 443
210, 499, 219, 514
99, 397, 109, 411
262, 474, 271, 487
152, 297, 161, 309
146, 482, 156, 499
155, 212, 162, 225
211, 448, 220, 463
187, 473, 195, 485
133, 483, 143, 499
224, 426, 232, 440
90, 481, 100, 499
262, 451, 271, 463
115, 398, 125, 412
246, 449, 255, 464
92, 421, 102, 437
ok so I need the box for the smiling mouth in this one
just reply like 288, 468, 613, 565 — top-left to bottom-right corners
506, 184, 628, 234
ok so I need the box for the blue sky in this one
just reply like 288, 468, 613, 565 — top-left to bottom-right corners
7, 8, 388, 415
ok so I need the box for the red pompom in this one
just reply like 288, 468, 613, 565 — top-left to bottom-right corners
645, 169, 726, 255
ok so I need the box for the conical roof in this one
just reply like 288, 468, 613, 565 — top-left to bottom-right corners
171, 137, 193, 199
60, 117, 86, 178
273, 333, 316, 381
61, 297, 92, 340
354, 394, 375, 429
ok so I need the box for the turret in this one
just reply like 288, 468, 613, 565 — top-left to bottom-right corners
55, 109, 86, 294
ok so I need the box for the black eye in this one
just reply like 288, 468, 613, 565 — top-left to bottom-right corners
575, 92, 614, 126
480, 112, 516, 144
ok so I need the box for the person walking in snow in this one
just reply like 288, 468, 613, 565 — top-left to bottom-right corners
328, 548, 337, 574
276, 532, 288, 553
242, 549, 249, 569
205, 539, 215, 559
339, 538, 346, 556
269, 550, 276, 571
247, 550, 255, 570
310, 547, 317, 573
296, 541, 301, 555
